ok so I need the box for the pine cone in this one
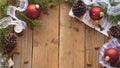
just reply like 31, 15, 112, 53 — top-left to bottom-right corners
109, 25, 120, 39
3, 33, 18, 53
72, 0, 86, 17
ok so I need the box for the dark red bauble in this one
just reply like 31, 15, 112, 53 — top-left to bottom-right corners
104, 48, 119, 65
89, 6, 104, 20
26, 4, 41, 19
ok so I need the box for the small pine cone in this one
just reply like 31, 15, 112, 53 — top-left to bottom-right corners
72, 0, 86, 17
109, 25, 120, 39
3, 33, 18, 53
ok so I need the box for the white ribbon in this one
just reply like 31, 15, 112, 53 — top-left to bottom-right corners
0, 0, 28, 33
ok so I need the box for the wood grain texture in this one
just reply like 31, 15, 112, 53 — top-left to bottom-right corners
13, 26, 33, 68
32, 6, 59, 68
12, 2, 109, 68
85, 26, 105, 68
59, 3, 85, 68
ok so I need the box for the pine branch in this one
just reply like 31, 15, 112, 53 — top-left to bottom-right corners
16, 11, 42, 27
0, 0, 13, 19
30, 0, 60, 10
63, 0, 75, 5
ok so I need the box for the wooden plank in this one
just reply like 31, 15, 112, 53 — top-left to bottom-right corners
104, 36, 109, 43
85, 26, 105, 68
32, 6, 59, 68
59, 3, 85, 68
13, 26, 33, 68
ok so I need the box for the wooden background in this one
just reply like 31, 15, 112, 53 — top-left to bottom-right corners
13, 2, 108, 68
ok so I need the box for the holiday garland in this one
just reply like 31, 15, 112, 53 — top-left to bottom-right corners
1, 0, 120, 67
72, 0, 120, 24
1, 0, 74, 67
0, 0, 76, 67
71, 0, 120, 68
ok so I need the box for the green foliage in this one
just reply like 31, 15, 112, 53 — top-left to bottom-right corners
0, 0, 42, 27
17, 0, 61, 26
0, 1, 7, 19
0, 0, 44, 66
16, 11, 42, 27
64, 0, 75, 5
68, 0, 75, 4
0, 0, 13, 19
110, 0, 120, 6
32, 20, 42, 27
30, 0, 59, 10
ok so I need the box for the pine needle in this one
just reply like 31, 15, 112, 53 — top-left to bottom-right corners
30, 0, 60, 10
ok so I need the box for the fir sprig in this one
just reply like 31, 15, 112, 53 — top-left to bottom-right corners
21, 0, 60, 26
16, 11, 42, 27
0, 1, 7, 19
31, 0, 59, 10
0, 0, 13, 19
63, 0, 75, 5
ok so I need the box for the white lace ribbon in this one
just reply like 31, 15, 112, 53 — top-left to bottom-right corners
0, 0, 28, 33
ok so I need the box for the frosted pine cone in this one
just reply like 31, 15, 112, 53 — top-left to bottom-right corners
3, 33, 17, 53
109, 25, 120, 39
72, 0, 86, 17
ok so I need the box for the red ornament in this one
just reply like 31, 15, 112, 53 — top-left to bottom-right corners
89, 6, 104, 20
26, 4, 41, 19
104, 48, 119, 65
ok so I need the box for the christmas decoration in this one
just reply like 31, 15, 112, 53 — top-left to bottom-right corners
104, 48, 119, 65
0, 0, 60, 67
69, 0, 120, 36
99, 38, 120, 68
89, 6, 104, 31
26, 4, 41, 19
3, 33, 17, 53
109, 25, 120, 39
32, 0, 59, 10
72, 0, 86, 17
64, 0, 75, 5
89, 6, 104, 20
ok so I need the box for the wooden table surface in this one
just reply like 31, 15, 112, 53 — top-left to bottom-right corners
13, 2, 108, 68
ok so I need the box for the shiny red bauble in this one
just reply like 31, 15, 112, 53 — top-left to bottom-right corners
26, 4, 41, 19
104, 48, 119, 65
89, 6, 104, 20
